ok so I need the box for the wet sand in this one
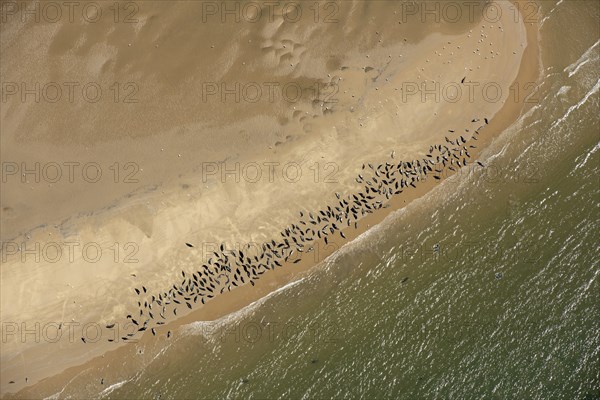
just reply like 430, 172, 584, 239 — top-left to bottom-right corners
1, 0, 540, 397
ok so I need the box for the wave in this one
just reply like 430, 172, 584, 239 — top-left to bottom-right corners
41, 379, 129, 400
573, 141, 600, 173
98, 380, 130, 398
540, 0, 565, 27
181, 277, 307, 337
564, 39, 600, 78
550, 78, 600, 131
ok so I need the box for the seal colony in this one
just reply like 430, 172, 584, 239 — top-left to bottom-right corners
115, 119, 489, 342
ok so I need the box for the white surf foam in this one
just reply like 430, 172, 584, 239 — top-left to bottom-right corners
550, 78, 600, 131
565, 39, 599, 78
573, 141, 600, 172
99, 379, 129, 398
182, 277, 307, 337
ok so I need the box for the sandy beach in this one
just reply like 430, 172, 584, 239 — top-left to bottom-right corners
1, 0, 543, 397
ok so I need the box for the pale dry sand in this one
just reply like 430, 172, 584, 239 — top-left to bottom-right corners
1, 0, 540, 396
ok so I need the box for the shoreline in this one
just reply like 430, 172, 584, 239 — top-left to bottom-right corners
2, 1, 541, 397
